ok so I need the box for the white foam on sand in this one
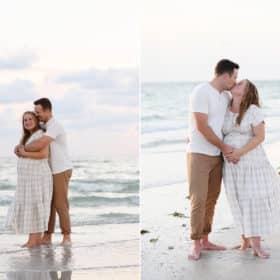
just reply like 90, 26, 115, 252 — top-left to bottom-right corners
141, 142, 280, 280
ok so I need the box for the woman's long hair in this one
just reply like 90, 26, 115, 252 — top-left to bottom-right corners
235, 80, 260, 125
20, 111, 41, 145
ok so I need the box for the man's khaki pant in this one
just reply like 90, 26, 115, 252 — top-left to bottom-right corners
46, 169, 72, 235
187, 153, 223, 240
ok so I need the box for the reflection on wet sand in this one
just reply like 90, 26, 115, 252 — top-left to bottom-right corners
6, 245, 72, 280
7, 271, 72, 280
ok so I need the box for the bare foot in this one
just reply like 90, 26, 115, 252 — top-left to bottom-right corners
60, 234, 72, 246
201, 241, 226, 250
21, 242, 29, 248
41, 234, 52, 245
253, 248, 270, 259
232, 242, 251, 251
188, 243, 202, 261
25, 241, 41, 248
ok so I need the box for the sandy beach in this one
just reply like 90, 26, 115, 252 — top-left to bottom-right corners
0, 223, 139, 280
141, 143, 280, 280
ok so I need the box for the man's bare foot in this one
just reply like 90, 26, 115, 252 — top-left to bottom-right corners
21, 242, 29, 248
201, 240, 226, 250
61, 234, 72, 246
188, 242, 202, 261
41, 233, 52, 245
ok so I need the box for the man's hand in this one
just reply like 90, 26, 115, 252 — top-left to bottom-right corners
17, 145, 27, 157
224, 148, 242, 164
221, 144, 234, 155
14, 145, 21, 157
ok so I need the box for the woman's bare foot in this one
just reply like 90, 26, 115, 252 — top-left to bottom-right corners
239, 235, 250, 250
22, 233, 43, 248
250, 236, 269, 259
188, 241, 202, 260
41, 233, 52, 245
253, 247, 270, 259
233, 242, 251, 251
25, 241, 41, 248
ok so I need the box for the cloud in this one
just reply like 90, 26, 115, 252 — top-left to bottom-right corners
0, 80, 38, 103
56, 67, 138, 90
0, 66, 139, 157
0, 51, 37, 70
52, 67, 139, 129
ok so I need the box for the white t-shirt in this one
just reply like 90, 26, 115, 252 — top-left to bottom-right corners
187, 82, 231, 156
45, 118, 72, 174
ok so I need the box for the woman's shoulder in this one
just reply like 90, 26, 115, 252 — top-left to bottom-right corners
248, 104, 262, 114
247, 104, 265, 124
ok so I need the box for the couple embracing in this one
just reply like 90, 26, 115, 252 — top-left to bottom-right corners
187, 59, 280, 260
6, 98, 72, 248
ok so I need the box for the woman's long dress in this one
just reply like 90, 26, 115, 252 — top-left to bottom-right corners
223, 105, 280, 237
6, 129, 53, 234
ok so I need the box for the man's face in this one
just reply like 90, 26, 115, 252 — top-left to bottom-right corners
224, 69, 238, 90
34, 104, 48, 122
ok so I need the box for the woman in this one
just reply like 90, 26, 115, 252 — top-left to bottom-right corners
223, 79, 280, 258
6, 111, 53, 248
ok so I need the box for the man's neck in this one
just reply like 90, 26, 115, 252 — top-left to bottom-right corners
210, 78, 224, 93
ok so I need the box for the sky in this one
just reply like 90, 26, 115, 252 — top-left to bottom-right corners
0, 0, 139, 158
142, 0, 280, 82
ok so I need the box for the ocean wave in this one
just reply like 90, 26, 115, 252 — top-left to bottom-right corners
141, 114, 166, 121
142, 124, 187, 134
72, 213, 139, 226
142, 179, 185, 189
0, 185, 14, 191
72, 183, 139, 194
69, 195, 139, 207
71, 179, 139, 193
142, 138, 185, 149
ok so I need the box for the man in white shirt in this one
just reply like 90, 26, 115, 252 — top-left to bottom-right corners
18, 98, 73, 246
187, 59, 239, 260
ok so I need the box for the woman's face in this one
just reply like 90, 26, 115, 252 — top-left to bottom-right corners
231, 79, 248, 98
23, 113, 37, 132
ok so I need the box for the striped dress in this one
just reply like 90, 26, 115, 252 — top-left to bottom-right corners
6, 129, 53, 234
223, 105, 280, 237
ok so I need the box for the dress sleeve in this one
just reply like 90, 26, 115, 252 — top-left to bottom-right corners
190, 86, 208, 114
33, 129, 44, 140
251, 105, 265, 127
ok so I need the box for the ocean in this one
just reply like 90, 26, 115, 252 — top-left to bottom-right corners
0, 155, 139, 232
141, 80, 280, 189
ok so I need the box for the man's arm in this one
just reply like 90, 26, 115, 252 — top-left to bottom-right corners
193, 112, 233, 154
18, 145, 49, 159
24, 135, 53, 152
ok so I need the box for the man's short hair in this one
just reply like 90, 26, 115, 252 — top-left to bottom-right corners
215, 59, 239, 76
34, 98, 52, 111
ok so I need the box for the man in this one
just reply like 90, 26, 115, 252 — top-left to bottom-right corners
187, 59, 239, 260
17, 98, 73, 245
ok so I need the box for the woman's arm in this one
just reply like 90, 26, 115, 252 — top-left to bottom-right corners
227, 122, 265, 161
18, 145, 49, 159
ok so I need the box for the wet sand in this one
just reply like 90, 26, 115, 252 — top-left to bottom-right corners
0, 224, 139, 280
